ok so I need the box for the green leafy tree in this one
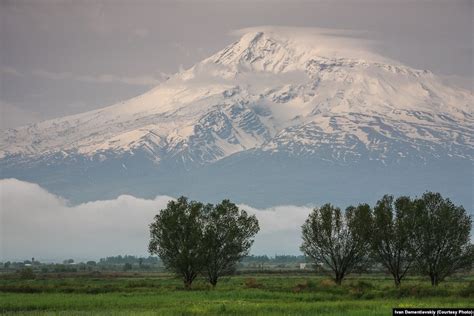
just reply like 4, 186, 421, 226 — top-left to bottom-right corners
149, 196, 208, 288
370, 195, 418, 287
301, 203, 371, 285
202, 200, 259, 287
414, 192, 473, 286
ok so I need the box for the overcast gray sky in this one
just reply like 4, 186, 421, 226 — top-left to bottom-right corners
1, 0, 472, 128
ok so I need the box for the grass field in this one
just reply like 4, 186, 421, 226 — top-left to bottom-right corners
1, 272, 473, 315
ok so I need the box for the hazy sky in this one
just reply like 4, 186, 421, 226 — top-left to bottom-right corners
0, 0, 472, 128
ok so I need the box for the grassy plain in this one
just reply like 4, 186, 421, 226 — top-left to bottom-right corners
1, 272, 473, 315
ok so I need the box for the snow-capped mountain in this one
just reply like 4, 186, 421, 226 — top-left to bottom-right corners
1, 27, 472, 207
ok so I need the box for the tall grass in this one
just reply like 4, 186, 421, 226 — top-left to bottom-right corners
0, 273, 472, 315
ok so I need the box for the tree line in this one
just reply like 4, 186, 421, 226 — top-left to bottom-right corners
301, 192, 472, 287
149, 192, 472, 288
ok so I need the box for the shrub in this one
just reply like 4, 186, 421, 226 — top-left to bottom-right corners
293, 281, 308, 293
392, 284, 449, 298
244, 278, 263, 289
293, 280, 318, 293
319, 279, 336, 288
348, 280, 374, 298
459, 281, 474, 298
19, 268, 35, 279
350, 280, 374, 291
0, 285, 40, 293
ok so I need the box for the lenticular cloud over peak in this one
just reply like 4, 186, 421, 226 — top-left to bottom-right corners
228, 26, 395, 64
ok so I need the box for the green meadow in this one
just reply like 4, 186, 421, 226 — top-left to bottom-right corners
1, 273, 473, 315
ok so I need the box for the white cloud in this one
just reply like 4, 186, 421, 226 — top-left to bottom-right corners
241, 204, 312, 234
77, 74, 159, 86
133, 28, 149, 39
0, 179, 172, 261
0, 179, 311, 262
229, 26, 391, 64
31, 69, 161, 86
0, 100, 44, 129
440, 75, 473, 92
240, 204, 312, 257
0, 66, 23, 77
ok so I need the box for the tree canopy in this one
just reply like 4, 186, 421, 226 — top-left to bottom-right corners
413, 192, 473, 286
202, 200, 259, 286
149, 197, 208, 288
300, 203, 371, 285
370, 195, 418, 287
149, 197, 259, 288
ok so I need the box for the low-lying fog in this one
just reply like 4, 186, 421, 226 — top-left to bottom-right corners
0, 178, 313, 262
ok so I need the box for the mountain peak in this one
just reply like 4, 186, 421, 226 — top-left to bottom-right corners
191, 27, 413, 80
208, 30, 293, 73
1, 26, 472, 166
217, 27, 397, 68
1, 26, 472, 208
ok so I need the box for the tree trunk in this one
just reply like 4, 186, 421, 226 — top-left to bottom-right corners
394, 277, 401, 288
393, 274, 401, 288
430, 274, 439, 286
184, 274, 194, 289
208, 270, 218, 288
184, 280, 192, 289
335, 272, 344, 285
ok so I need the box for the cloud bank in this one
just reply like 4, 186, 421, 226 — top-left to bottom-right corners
0, 100, 45, 129
31, 69, 162, 86
0, 179, 312, 262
